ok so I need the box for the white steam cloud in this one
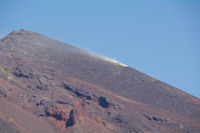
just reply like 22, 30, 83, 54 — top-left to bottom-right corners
87, 52, 128, 67
100, 56, 128, 67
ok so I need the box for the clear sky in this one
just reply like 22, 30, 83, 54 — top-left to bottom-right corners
0, 1, 200, 98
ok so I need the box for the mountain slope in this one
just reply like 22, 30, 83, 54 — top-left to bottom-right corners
0, 29, 200, 133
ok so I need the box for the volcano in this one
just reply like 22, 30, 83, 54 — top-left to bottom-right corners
0, 29, 200, 133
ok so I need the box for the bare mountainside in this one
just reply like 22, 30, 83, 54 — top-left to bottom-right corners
0, 29, 200, 133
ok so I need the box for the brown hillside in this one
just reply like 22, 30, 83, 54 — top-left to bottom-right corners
0, 29, 200, 133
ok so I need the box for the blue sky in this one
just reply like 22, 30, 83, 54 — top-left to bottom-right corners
0, 1, 200, 98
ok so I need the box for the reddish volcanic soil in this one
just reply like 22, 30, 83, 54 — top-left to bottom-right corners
0, 29, 200, 133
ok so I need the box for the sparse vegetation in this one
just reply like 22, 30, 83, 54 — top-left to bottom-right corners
95, 116, 106, 126
0, 66, 12, 80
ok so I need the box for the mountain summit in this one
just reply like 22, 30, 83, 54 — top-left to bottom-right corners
0, 29, 200, 133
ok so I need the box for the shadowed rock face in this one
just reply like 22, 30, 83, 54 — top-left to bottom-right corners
0, 29, 200, 133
